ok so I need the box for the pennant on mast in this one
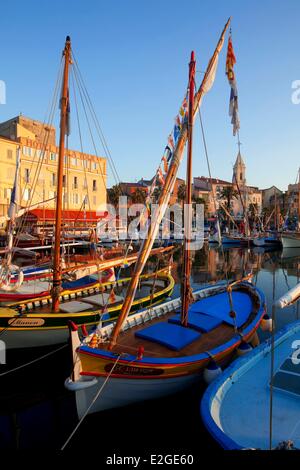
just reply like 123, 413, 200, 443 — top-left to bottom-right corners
226, 33, 240, 136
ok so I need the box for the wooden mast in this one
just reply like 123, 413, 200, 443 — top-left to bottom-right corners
52, 36, 71, 312
181, 51, 196, 326
108, 18, 231, 350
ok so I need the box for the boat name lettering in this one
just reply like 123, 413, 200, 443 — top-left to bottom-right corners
8, 318, 45, 327
104, 363, 164, 376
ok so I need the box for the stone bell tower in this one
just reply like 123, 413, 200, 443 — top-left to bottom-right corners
232, 151, 246, 186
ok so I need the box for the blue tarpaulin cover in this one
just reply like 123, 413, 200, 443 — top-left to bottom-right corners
168, 312, 222, 332
189, 292, 252, 328
135, 322, 201, 351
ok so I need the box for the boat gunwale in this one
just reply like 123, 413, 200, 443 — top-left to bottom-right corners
78, 282, 266, 367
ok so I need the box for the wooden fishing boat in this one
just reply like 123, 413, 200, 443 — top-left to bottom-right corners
0, 245, 172, 302
66, 280, 265, 417
65, 22, 267, 418
0, 269, 174, 349
253, 233, 282, 248
200, 320, 300, 450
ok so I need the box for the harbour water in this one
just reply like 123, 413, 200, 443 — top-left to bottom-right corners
1, 245, 300, 452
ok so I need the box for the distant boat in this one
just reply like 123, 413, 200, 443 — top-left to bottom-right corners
201, 320, 300, 450
281, 232, 300, 248
253, 233, 282, 248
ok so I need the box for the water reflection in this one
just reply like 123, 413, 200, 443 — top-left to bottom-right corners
1, 245, 300, 449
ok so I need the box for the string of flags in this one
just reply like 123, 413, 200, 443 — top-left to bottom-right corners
138, 90, 189, 227
226, 33, 240, 136
154, 91, 189, 190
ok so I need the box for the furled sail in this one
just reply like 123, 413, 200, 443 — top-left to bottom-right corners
108, 18, 231, 349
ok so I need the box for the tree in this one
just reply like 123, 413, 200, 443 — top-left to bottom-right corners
131, 188, 147, 204
219, 186, 238, 211
218, 186, 238, 229
107, 184, 122, 207
177, 183, 186, 206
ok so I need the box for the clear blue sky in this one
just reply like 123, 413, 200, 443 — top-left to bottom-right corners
1, 0, 300, 190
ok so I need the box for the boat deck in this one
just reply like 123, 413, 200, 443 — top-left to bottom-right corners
103, 285, 260, 358
111, 315, 235, 358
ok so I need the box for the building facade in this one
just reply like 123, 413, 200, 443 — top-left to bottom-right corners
193, 151, 262, 218
0, 115, 107, 218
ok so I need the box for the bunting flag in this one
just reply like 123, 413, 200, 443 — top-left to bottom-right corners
168, 133, 175, 150
173, 123, 181, 143
175, 115, 181, 127
179, 94, 188, 117
162, 155, 168, 173
157, 167, 165, 186
165, 146, 173, 162
226, 35, 240, 136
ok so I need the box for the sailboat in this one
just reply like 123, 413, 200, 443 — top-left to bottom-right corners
65, 20, 266, 418
201, 286, 300, 450
0, 37, 174, 349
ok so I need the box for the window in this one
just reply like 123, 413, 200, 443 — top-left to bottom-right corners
50, 152, 57, 161
63, 175, 66, 187
93, 162, 97, 170
23, 146, 32, 157
240, 172, 243, 180
71, 157, 77, 166
73, 193, 79, 205
52, 173, 56, 186
64, 155, 68, 165
92, 180, 97, 191
4, 188, 12, 199
23, 188, 31, 201
73, 176, 78, 189
25, 168, 30, 183
7, 149, 12, 159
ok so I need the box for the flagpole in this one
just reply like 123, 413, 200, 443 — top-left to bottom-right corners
51, 36, 71, 312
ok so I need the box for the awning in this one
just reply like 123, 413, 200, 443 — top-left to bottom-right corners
25, 208, 108, 223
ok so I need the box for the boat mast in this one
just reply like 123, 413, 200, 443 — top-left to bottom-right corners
6, 146, 21, 266
52, 36, 71, 312
108, 18, 231, 350
181, 51, 196, 326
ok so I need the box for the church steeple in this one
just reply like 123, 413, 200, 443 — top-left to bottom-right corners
233, 151, 246, 186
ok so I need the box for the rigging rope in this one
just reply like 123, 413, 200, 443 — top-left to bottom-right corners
0, 343, 68, 377
61, 353, 122, 450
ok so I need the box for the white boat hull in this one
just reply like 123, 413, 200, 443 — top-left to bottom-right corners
281, 233, 300, 248
68, 373, 202, 418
